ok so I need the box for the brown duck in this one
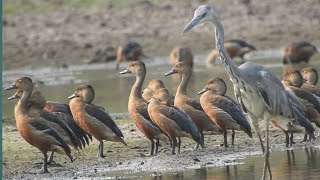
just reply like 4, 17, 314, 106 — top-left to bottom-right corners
148, 88, 203, 154
68, 84, 126, 158
119, 61, 169, 155
300, 67, 320, 97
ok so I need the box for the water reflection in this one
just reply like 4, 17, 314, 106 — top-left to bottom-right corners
104, 148, 320, 180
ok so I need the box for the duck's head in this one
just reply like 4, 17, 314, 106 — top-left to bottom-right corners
198, 78, 227, 95
68, 84, 95, 103
119, 61, 146, 77
282, 70, 303, 88
5, 77, 33, 92
165, 61, 191, 76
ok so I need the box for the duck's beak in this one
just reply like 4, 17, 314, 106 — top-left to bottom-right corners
68, 93, 77, 99
4, 84, 17, 90
147, 98, 154, 104
182, 15, 202, 33
8, 94, 20, 100
197, 88, 208, 95
165, 69, 177, 76
119, 69, 131, 75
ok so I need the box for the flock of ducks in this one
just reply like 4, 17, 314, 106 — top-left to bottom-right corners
5, 4, 319, 178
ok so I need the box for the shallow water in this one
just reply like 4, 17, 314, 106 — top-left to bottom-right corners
83, 147, 320, 180
2, 50, 319, 119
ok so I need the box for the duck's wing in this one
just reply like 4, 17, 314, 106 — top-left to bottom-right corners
84, 104, 124, 138
29, 120, 71, 154
45, 101, 72, 114
185, 97, 204, 111
290, 87, 320, 113
38, 109, 80, 147
159, 105, 201, 144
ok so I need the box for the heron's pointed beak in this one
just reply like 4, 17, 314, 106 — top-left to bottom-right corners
182, 16, 202, 33
197, 88, 208, 95
68, 93, 77, 99
8, 94, 20, 100
5, 84, 17, 91
119, 69, 131, 75
165, 69, 177, 76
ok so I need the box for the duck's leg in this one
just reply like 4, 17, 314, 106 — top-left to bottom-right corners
171, 138, 177, 155
290, 133, 294, 146
231, 129, 235, 147
150, 139, 155, 156
285, 132, 289, 148
40, 152, 49, 173
47, 151, 55, 164
155, 139, 160, 155
98, 140, 105, 158
177, 137, 181, 154
223, 130, 228, 148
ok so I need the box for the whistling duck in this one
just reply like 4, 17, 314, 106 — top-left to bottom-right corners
12, 89, 92, 149
300, 67, 320, 97
116, 41, 144, 70
282, 70, 320, 129
206, 39, 256, 66
165, 62, 220, 148
119, 61, 169, 155
281, 41, 318, 64
169, 47, 194, 68
142, 79, 166, 101
148, 88, 203, 154
270, 104, 315, 147
68, 84, 126, 158
5, 77, 73, 173
9, 89, 84, 163
198, 78, 252, 147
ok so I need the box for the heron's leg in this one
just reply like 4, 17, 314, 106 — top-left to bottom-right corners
98, 140, 105, 158
177, 137, 181, 154
40, 152, 49, 173
155, 140, 160, 155
231, 129, 235, 147
263, 114, 272, 180
150, 139, 155, 156
47, 151, 55, 164
171, 138, 177, 155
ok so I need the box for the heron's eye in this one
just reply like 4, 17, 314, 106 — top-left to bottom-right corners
201, 12, 207, 18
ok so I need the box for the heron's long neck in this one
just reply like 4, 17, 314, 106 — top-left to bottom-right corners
177, 71, 191, 95
213, 21, 241, 84
131, 73, 145, 99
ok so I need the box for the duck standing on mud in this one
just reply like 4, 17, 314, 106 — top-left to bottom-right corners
198, 78, 252, 147
119, 61, 169, 155
68, 84, 126, 158
5, 77, 74, 173
147, 88, 203, 154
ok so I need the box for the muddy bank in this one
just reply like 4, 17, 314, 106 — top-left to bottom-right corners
3, 0, 320, 70
2, 117, 319, 179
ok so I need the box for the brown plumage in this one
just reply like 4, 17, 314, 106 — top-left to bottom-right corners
165, 61, 220, 148
206, 39, 256, 66
282, 70, 320, 128
300, 67, 320, 97
142, 79, 166, 101
9, 89, 91, 163
169, 47, 194, 68
68, 84, 126, 158
119, 61, 169, 155
148, 88, 203, 154
5, 77, 73, 173
281, 41, 318, 64
198, 78, 252, 147
116, 41, 144, 70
